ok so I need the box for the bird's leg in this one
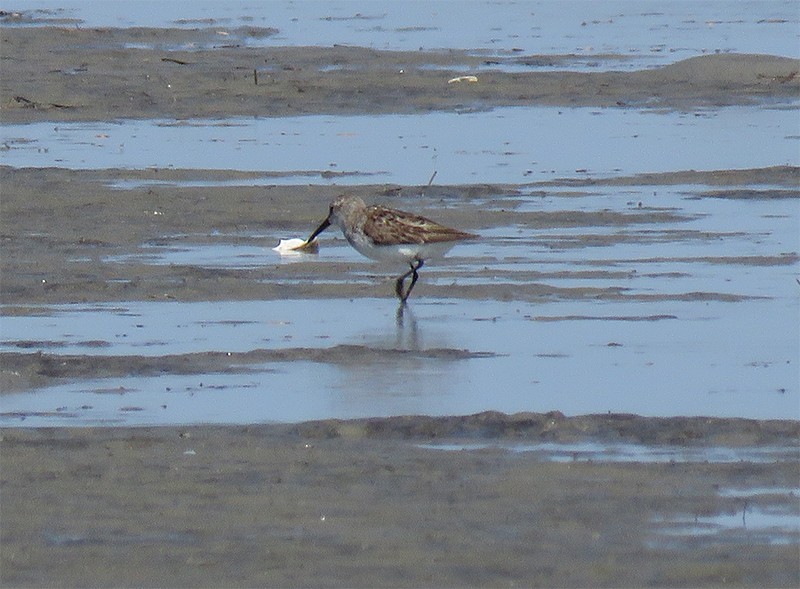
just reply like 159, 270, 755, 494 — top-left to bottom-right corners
394, 266, 413, 300
395, 259, 424, 302
405, 259, 423, 299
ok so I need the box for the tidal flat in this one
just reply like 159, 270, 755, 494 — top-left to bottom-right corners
1, 20, 799, 587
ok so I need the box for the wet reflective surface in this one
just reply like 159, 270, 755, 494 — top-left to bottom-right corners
1, 4, 798, 428
1, 160, 798, 426
1, 284, 797, 425
7, 0, 798, 67
1, 6, 798, 586
2, 106, 797, 184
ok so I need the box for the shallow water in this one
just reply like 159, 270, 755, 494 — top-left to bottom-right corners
1, 171, 798, 426
653, 506, 800, 548
7, 0, 799, 68
421, 440, 800, 547
2, 127, 798, 427
97, 181, 799, 294
2, 4, 799, 428
3, 166, 799, 426
418, 441, 800, 463
1, 288, 797, 426
2, 106, 798, 185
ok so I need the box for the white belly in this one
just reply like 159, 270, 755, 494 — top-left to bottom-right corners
346, 232, 456, 263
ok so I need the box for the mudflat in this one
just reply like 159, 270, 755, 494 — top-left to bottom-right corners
1, 27, 798, 123
1, 25, 799, 587
2, 415, 799, 587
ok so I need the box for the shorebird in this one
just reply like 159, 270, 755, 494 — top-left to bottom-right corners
306, 194, 476, 302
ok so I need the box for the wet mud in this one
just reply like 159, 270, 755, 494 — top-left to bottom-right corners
2, 416, 799, 587
1, 165, 797, 309
1, 24, 799, 588
1, 27, 798, 123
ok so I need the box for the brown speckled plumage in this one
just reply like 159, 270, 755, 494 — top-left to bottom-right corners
306, 194, 476, 302
363, 204, 476, 246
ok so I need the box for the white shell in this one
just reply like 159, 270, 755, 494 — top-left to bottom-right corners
272, 238, 318, 255
447, 75, 478, 84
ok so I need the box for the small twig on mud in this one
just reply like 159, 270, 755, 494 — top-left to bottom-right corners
161, 57, 190, 65
12, 95, 74, 109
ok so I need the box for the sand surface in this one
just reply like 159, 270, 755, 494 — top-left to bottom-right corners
1, 25, 799, 587
2, 415, 799, 588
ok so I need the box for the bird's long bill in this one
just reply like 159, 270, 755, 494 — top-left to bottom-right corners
305, 217, 331, 244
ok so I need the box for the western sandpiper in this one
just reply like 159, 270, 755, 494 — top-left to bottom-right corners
306, 194, 476, 302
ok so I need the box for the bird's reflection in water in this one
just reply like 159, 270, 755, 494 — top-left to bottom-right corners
395, 302, 419, 351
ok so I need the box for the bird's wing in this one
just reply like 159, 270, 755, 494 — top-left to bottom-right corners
364, 206, 468, 245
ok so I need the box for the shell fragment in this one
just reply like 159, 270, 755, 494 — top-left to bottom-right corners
273, 237, 318, 254
447, 75, 478, 84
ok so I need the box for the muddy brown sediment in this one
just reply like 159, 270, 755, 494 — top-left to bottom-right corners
1, 27, 798, 123
0, 346, 498, 393
1, 24, 799, 588
1, 165, 797, 309
2, 417, 799, 588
